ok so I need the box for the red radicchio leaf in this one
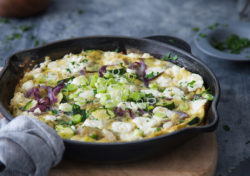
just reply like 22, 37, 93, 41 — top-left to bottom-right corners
113, 107, 126, 116
98, 65, 108, 77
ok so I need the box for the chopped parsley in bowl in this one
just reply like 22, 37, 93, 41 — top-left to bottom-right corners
10, 50, 213, 142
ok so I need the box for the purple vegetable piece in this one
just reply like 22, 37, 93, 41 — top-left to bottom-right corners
129, 62, 140, 69
98, 65, 108, 77
80, 67, 86, 75
48, 87, 57, 103
33, 87, 40, 100
128, 109, 135, 119
38, 97, 50, 106
113, 107, 126, 116
53, 82, 64, 96
29, 104, 47, 112
139, 109, 147, 115
176, 111, 188, 119
26, 87, 34, 97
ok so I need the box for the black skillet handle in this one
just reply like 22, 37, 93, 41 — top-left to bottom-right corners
143, 35, 191, 53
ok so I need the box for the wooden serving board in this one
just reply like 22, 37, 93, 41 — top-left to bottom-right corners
0, 67, 217, 176
50, 133, 217, 176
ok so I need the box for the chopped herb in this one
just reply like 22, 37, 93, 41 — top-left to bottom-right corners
208, 23, 219, 30
0, 18, 10, 24
82, 59, 88, 63
246, 140, 250, 144
114, 47, 119, 52
91, 134, 98, 140
34, 40, 40, 46
199, 33, 207, 38
146, 72, 159, 79
20, 25, 33, 32
211, 34, 250, 54
77, 9, 84, 14
93, 89, 97, 95
181, 97, 187, 101
187, 80, 196, 88
155, 127, 161, 132
109, 68, 126, 75
71, 61, 75, 65
5, 33, 22, 42
51, 110, 59, 115
223, 125, 230, 131
162, 102, 175, 110
66, 68, 72, 73
172, 55, 178, 61
187, 117, 200, 125
168, 39, 175, 44
192, 27, 200, 32
161, 52, 171, 60
179, 119, 185, 123
29, 35, 35, 40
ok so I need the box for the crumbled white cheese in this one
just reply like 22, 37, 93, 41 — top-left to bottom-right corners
126, 68, 136, 74
163, 87, 184, 100
117, 102, 147, 112
79, 90, 94, 100
145, 66, 165, 76
153, 106, 176, 119
59, 103, 72, 112
82, 119, 104, 129
132, 117, 158, 135
163, 121, 173, 129
141, 53, 151, 58
102, 129, 116, 141
155, 76, 171, 88
21, 80, 34, 91
112, 122, 135, 133
44, 115, 57, 122
140, 89, 162, 97
178, 73, 204, 92
120, 129, 143, 141
189, 99, 207, 116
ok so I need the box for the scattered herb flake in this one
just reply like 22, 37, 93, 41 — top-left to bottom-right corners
66, 68, 72, 73
223, 125, 230, 131
51, 110, 59, 115
20, 25, 33, 32
208, 23, 219, 30
199, 33, 207, 38
172, 55, 178, 61
168, 39, 175, 44
211, 34, 250, 54
0, 18, 10, 24
29, 35, 35, 40
5, 33, 22, 42
162, 52, 171, 60
34, 40, 40, 46
91, 134, 98, 140
82, 59, 88, 63
114, 47, 119, 52
77, 9, 84, 14
192, 27, 200, 32
187, 80, 196, 88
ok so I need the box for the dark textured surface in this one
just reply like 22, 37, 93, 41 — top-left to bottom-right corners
0, 0, 249, 175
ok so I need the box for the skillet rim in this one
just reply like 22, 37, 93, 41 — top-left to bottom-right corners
0, 35, 220, 146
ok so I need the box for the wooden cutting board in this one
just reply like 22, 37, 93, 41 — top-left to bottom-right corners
0, 67, 217, 176
50, 133, 217, 176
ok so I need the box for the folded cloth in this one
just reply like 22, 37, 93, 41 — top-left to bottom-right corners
0, 115, 65, 176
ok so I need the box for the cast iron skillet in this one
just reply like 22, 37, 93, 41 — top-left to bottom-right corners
0, 35, 220, 163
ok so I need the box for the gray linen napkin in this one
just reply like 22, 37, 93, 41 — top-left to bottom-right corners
0, 115, 65, 176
